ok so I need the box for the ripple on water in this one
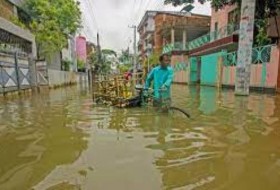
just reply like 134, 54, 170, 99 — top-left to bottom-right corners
1, 85, 280, 190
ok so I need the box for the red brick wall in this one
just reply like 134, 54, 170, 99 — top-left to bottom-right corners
211, 5, 237, 32
154, 13, 210, 54
154, 14, 164, 54
0, 0, 15, 21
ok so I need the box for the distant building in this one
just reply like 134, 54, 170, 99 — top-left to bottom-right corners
76, 35, 87, 71
138, 11, 210, 57
61, 35, 77, 71
86, 41, 96, 71
137, 10, 210, 83
86, 41, 96, 57
76, 36, 87, 62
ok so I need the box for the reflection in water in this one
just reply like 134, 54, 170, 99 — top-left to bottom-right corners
0, 85, 280, 190
0, 86, 88, 190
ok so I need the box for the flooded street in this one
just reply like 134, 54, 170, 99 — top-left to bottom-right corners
1, 85, 280, 190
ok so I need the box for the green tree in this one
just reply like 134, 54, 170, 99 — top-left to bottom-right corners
102, 49, 117, 56
119, 49, 132, 64
164, 0, 280, 21
62, 59, 72, 71
148, 53, 160, 67
89, 52, 112, 74
23, 0, 81, 57
118, 64, 131, 73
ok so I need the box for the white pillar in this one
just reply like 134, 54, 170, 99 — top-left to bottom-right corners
183, 30, 187, 50
171, 28, 175, 45
235, 0, 256, 96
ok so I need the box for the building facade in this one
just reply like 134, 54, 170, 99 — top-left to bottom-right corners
138, 11, 157, 59
0, 0, 39, 93
186, 4, 280, 92
138, 11, 210, 57
0, 0, 36, 56
138, 11, 211, 81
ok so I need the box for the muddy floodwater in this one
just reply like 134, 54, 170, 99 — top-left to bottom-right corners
1, 85, 280, 190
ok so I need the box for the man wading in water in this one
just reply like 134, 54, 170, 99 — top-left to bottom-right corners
144, 53, 174, 109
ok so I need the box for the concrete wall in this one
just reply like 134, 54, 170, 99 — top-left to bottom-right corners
61, 37, 77, 72
0, 18, 36, 57
201, 52, 220, 86
171, 54, 189, 84
47, 51, 62, 70
48, 69, 88, 88
222, 46, 280, 89
0, 0, 15, 20
146, 17, 155, 32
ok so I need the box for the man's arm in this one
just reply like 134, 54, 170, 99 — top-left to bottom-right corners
163, 68, 174, 88
145, 69, 154, 89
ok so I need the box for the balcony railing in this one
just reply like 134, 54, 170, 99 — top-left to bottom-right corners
222, 44, 274, 66
188, 23, 240, 51
162, 42, 188, 54
162, 24, 239, 54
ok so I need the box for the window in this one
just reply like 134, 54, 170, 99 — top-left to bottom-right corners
228, 9, 240, 26
214, 22, 218, 39
214, 22, 218, 31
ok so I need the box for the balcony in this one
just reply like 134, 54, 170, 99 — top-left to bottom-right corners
162, 24, 239, 54
188, 24, 239, 51
162, 42, 188, 54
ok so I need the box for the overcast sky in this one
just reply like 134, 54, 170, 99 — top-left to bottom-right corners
79, 0, 211, 53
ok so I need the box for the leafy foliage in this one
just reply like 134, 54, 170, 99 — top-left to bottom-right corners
62, 59, 72, 71
89, 49, 116, 74
102, 49, 117, 56
118, 64, 131, 73
148, 53, 160, 67
164, 0, 279, 17
119, 49, 132, 64
10, 16, 27, 29
77, 59, 85, 71
164, 0, 241, 11
255, 19, 271, 46
23, 0, 81, 57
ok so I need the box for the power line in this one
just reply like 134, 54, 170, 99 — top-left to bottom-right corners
135, 0, 144, 22
130, 0, 137, 24
135, 0, 149, 24
143, 0, 154, 12
123, 0, 138, 49
82, 2, 97, 42
88, 0, 100, 31
83, 0, 99, 32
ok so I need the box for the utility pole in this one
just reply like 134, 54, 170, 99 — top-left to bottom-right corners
92, 33, 102, 100
235, 0, 256, 95
97, 33, 102, 65
129, 25, 137, 86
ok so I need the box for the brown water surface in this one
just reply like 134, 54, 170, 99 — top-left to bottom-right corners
0, 85, 280, 190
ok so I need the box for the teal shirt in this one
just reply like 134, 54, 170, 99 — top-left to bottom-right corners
145, 65, 174, 99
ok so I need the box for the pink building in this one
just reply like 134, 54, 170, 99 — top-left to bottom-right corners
76, 36, 87, 63
186, 4, 280, 93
